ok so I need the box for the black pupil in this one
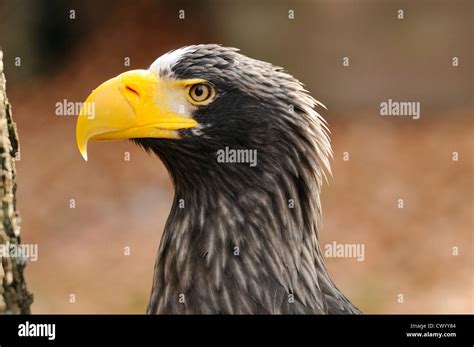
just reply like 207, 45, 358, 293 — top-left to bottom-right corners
194, 85, 204, 97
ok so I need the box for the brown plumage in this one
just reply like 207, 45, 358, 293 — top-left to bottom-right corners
132, 45, 361, 314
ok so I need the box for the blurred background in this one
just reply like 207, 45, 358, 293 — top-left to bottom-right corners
0, 0, 472, 313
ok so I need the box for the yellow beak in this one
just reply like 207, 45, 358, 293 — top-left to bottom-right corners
76, 69, 198, 161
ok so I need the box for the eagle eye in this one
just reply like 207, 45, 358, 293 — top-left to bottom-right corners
187, 83, 214, 104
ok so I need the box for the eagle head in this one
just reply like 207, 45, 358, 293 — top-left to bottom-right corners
76, 44, 360, 314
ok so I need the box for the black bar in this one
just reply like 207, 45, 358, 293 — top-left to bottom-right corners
0, 315, 472, 346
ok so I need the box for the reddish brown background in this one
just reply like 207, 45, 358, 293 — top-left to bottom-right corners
0, 0, 472, 313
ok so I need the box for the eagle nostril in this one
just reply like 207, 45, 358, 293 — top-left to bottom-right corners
125, 85, 140, 99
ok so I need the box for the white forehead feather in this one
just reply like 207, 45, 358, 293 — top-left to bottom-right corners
149, 46, 196, 77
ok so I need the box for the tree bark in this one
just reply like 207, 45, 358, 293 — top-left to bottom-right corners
0, 49, 32, 314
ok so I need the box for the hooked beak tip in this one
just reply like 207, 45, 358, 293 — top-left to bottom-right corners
79, 146, 88, 161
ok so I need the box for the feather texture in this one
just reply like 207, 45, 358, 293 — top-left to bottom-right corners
137, 45, 360, 314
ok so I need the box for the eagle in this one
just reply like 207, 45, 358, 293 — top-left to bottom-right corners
76, 44, 361, 314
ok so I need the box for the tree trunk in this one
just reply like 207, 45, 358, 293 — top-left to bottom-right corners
0, 49, 32, 314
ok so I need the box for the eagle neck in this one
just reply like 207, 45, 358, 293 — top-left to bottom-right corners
148, 155, 334, 313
